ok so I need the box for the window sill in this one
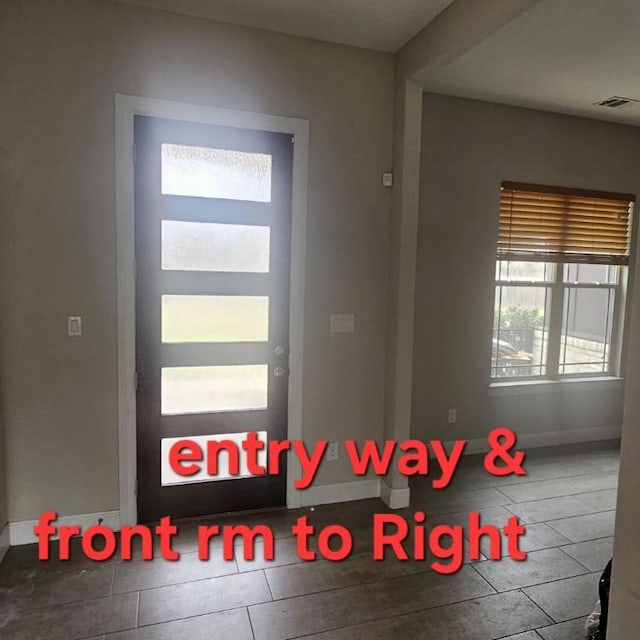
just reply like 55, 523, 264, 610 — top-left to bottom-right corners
488, 376, 624, 396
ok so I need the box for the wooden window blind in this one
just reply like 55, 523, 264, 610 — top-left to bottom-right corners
499, 182, 635, 265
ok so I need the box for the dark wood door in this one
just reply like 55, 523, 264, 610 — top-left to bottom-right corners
134, 115, 293, 523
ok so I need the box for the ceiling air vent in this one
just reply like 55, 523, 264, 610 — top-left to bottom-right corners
595, 96, 639, 109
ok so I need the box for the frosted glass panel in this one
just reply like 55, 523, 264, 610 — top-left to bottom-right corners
161, 143, 272, 202
560, 287, 614, 375
162, 295, 269, 343
162, 221, 270, 273
162, 365, 268, 415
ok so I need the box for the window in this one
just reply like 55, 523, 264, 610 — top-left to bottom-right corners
491, 182, 634, 380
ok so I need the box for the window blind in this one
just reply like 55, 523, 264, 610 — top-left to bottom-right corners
498, 182, 635, 265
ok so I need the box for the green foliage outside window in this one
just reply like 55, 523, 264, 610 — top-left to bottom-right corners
495, 306, 544, 330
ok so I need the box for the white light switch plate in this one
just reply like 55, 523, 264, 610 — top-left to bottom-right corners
330, 314, 355, 333
67, 316, 82, 336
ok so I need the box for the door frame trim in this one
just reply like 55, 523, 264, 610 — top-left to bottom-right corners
115, 94, 309, 525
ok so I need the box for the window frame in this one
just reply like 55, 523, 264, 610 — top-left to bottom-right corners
491, 261, 628, 382
491, 180, 636, 385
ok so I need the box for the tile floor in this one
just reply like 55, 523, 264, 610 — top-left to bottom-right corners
0, 440, 619, 639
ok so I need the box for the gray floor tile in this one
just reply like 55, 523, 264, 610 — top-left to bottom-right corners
480, 523, 571, 558
106, 608, 253, 640
452, 472, 566, 492
113, 550, 237, 593
546, 511, 616, 543
235, 525, 379, 572
138, 570, 271, 626
235, 535, 304, 572
410, 487, 512, 514
574, 489, 618, 512
249, 564, 494, 640
516, 523, 571, 553
498, 473, 618, 503
524, 572, 600, 622
0, 592, 138, 640
0, 541, 119, 585
299, 591, 551, 640
504, 496, 595, 524
518, 458, 602, 481
0, 444, 621, 640
561, 537, 613, 572
450, 456, 604, 490
472, 548, 587, 592
265, 551, 432, 599
1, 564, 115, 610
536, 616, 589, 640
428, 505, 516, 528
194, 507, 310, 540
574, 451, 621, 473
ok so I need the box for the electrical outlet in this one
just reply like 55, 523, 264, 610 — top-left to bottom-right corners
326, 442, 339, 461
330, 314, 355, 333
447, 408, 457, 424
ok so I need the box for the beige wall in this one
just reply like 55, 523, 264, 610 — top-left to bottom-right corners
413, 93, 640, 444
0, 0, 394, 521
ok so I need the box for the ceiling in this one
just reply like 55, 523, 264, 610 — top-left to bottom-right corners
422, 0, 640, 126
114, 0, 456, 52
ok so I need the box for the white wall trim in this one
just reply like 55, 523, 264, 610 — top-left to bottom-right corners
488, 377, 624, 396
300, 479, 381, 508
0, 524, 10, 562
380, 480, 411, 509
8, 511, 121, 547
115, 94, 309, 524
449, 425, 622, 456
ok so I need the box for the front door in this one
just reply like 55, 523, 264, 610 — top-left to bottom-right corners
134, 115, 293, 523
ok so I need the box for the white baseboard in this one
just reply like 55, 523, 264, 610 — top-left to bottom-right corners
0, 523, 9, 563
380, 480, 411, 509
300, 479, 380, 507
449, 425, 622, 456
9, 510, 121, 547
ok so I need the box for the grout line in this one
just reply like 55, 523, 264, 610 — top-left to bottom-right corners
467, 559, 500, 593
535, 614, 592, 635
520, 587, 558, 625
110, 604, 267, 634
545, 518, 614, 541
262, 569, 275, 601
111, 562, 253, 596
109, 564, 117, 597
494, 486, 517, 502
494, 625, 544, 640
283, 585, 555, 640
543, 508, 616, 525
7, 529, 613, 615
558, 550, 595, 573
466, 480, 611, 496
246, 606, 257, 640
553, 546, 598, 573
502, 503, 616, 526
135, 590, 141, 628
498, 569, 601, 594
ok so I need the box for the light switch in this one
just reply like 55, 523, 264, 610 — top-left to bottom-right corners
330, 314, 355, 333
67, 316, 82, 336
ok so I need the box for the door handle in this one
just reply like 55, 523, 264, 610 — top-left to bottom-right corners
274, 345, 287, 356
273, 366, 287, 377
